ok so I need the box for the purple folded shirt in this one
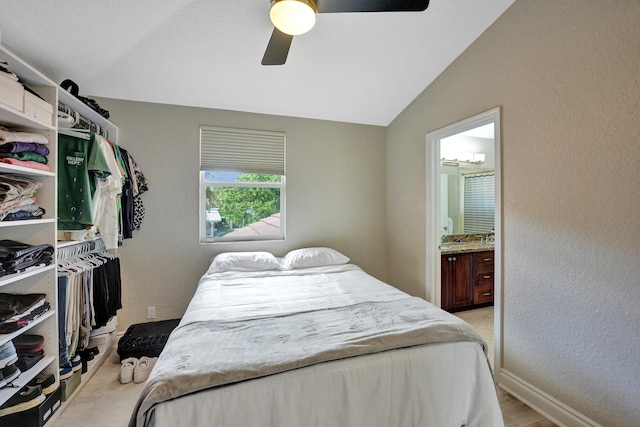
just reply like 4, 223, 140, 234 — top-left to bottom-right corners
0, 142, 49, 156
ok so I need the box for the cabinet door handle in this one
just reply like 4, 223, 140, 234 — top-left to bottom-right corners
482, 275, 492, 279
482, 292, 492, 296
482, 257, 492, 262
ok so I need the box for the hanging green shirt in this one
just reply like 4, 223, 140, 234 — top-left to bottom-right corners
58, 133, 111, 230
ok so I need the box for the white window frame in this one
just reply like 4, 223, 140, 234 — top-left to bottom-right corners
199, 126, 286, 244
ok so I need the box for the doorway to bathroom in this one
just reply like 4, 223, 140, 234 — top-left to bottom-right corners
425, 107, 502, 368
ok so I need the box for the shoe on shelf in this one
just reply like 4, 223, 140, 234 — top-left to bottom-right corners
0, 385, 45, 417
13, 334, 44, 354
70, 354, 82, 372
80, 350, 95, 362
16, 349, 44, 372
0, 371, 5, 389
59, 366, 73, 381
1, 362, 21, 385
83, 346, 99, 356
28, 373, 57, 395
0, 341, 18, 369
120, 357, 138, 384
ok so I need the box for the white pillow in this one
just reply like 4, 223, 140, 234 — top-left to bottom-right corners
282, 247, 350, 269
207, 251, 281, 274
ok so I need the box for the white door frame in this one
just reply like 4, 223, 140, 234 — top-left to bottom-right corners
425, 106, 502, 370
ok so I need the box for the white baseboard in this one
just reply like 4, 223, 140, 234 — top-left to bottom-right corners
496, 368, 602, 427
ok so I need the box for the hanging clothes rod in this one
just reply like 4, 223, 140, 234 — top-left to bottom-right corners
58, 102, 109, 139
58, 128, 91, 140
57, 237, 107, 261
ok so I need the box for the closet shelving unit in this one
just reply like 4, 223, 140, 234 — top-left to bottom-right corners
1, 41, 122, 419
0, 44, 59, 407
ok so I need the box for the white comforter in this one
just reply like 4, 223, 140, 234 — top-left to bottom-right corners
130, 265, 504, 427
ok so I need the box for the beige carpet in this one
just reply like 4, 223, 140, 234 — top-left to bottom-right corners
51, 346, 145, 427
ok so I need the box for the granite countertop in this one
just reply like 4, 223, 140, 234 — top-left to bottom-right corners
440, 241, 495, 255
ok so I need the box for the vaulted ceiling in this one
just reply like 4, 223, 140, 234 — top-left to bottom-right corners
0, 0, 515, 126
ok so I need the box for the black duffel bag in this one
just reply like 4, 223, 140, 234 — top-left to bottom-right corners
117, 318, 181, 361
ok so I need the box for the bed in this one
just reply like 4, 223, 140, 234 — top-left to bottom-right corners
130, 248, 503, 427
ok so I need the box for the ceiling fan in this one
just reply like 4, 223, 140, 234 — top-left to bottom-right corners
262, 0, 430, 65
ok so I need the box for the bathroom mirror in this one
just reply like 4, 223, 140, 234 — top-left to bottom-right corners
440, 123, 495, 236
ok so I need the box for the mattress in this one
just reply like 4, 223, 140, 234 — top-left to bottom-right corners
130, 263, 504, 427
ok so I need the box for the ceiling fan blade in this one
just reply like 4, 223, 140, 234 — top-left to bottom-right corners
262, 28, 294, 66
316, 0, 429, 13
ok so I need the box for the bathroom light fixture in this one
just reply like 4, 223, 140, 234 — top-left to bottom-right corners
459, 152, 473, 162
441, 152, 486, 166
472, 153, 485, 164
269, 0, 317, 36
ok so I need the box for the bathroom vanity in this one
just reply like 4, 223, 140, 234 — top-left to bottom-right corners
441, 242, 494, 312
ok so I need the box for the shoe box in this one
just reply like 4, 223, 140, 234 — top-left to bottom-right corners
2, 386, 62, 427
0, 72, 24, 112
60, 369, 81, 401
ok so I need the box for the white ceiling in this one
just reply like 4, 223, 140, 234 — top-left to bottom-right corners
0, 0, 515, 126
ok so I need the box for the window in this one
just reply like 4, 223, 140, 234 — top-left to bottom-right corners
463, 172, 494, 233
199, 126, 285, 243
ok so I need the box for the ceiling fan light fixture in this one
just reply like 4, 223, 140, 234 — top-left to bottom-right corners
269, 0, 317, 36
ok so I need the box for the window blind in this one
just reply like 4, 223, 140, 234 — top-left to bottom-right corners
200, 126, 285, 176
463, 172, 495, 233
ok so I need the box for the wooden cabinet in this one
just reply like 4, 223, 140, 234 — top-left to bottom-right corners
441, 253, 473, 311
441, 250, 494, 312
473, 251, 494, 305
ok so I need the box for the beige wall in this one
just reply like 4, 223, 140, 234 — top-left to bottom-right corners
94, 98, 388, 331
387, 1, 640, 425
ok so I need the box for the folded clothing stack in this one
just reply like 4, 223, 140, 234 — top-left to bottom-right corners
0, 61, 19, 82
0, 174, 45, 223
0, 240, 53, 275
13, 334, 44, 372
0, 127, 50, 172
0, 293, 50, 334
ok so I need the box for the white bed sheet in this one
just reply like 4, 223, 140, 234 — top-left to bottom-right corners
152, 341, 501, 427
182, 264, 410, 325
136, 265, 504, 427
